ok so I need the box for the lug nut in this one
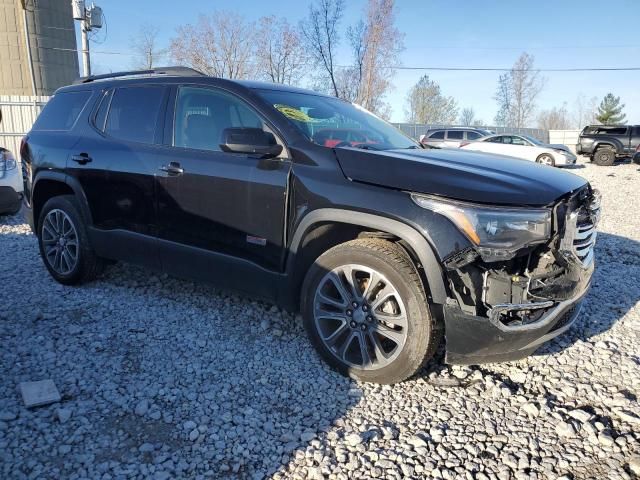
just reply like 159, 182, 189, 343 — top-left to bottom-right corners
350, 321, 357, 328
346, 309, 353, 316
360, 324, 367, 331
367, 315, 373, 322
362, 305, 369, 312
352, 301, 358, 308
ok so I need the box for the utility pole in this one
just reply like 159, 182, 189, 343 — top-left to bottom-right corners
80, 17, 90, 76
71, 1, 102, 77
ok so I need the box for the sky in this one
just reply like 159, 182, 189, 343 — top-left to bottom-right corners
81, 0, 640, 125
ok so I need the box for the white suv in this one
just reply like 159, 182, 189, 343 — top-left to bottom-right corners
420, 127, 493, 149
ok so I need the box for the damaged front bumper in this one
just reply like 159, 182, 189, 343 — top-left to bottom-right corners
444, 265, 591, 364
442, 187, 599, 364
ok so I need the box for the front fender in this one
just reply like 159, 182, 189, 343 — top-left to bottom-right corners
286, 208, 448, 305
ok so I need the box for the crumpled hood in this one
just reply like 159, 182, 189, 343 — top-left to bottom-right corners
335, 147, 587, 207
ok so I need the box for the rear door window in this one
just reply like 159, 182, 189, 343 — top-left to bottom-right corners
486, 136, 503, 143
447, 130, 464, 140
465, 131, 482, 140
104, 86, 165, 144
510, 136, 527, 146
33, 91, 92, 131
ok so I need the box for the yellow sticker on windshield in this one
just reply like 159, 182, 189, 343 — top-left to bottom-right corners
274, 104, 313, 123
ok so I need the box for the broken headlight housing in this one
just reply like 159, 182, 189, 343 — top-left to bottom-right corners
411, 194, 551, 261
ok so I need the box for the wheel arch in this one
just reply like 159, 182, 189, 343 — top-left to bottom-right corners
32, 172, 92, 230
284, 209, 448, 309
593, 141, 619, 153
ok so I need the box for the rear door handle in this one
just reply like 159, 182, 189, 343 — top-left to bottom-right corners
71, 153, 92, 165
159, 162, 184, 176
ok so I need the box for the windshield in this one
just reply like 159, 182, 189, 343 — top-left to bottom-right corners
256, 89, 418, 150
522, 135, 543, 145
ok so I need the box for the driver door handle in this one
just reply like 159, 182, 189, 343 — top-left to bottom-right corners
159, 162, 184, 176
71, 153, 92, 165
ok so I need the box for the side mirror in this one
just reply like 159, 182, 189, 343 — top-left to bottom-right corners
219, 128, 283, 159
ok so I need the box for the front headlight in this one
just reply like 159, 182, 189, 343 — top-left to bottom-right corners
411, 194, 551, 261
0, 150, 17, 171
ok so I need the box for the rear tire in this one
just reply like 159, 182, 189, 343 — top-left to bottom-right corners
37, 195, 104, 285
593, 147, 615, 166
301, 238, 438, 384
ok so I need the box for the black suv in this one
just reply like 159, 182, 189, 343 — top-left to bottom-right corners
21, 67, 600, 384
577, 124, 640, 165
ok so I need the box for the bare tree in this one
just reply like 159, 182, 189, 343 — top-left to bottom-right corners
170, 12, 255, 79
338, 0, 403, 115
129, 24, 165, 69
130, 24, 167, 70
573, 94, 599, 128
494, 53, 545, 127
459, 107, 476, 126
405, 75, 458, 124
537, 104, 571, 130
255, 16, 306, 85
301, 0, 345, 97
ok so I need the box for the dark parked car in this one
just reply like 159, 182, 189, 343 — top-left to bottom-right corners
21, 67, 600, 384
420, 127, 493, 149
576, 124, 640, 166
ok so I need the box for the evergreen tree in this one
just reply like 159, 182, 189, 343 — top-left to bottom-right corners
596, 93, 626, 125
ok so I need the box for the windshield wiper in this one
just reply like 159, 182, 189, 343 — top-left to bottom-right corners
348, 144, 381, 151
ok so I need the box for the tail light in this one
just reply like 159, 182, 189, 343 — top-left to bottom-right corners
636, 144, 640, 152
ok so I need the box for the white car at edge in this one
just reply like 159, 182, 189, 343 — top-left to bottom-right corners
460, 133, 577, 167
0, 147, 23, 216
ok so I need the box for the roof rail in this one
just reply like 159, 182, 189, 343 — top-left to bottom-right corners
73, 66, 206, 85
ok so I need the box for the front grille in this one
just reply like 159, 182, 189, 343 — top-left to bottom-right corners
573, 217, 596, 266
560, 189, 600, 268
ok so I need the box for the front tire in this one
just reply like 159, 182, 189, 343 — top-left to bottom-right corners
301, 239, 438, 384
536, 154, 555, 166
593, 147, 615, 166
37, 195, 104, 285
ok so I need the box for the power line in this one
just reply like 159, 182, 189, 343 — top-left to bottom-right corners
417, 44, 640, 50
35, 46, 640, 72
388, 66, 640, 72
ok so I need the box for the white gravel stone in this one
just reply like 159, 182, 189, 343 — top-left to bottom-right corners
568, 409, 592, 423
629, 455, 640, 476
344, 433, 363, 447
55, 408, 72, 424
407, 434, 429, 448
0, 160, 638, 479
555, 421, 576, 437
521, 403, 540, 417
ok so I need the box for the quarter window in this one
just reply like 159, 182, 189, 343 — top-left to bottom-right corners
33, 91, 91, 131
174, 87, 265, 152
104, 86, 165, 144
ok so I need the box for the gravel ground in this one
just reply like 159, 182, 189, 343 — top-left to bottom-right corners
1, 159, 639, 480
